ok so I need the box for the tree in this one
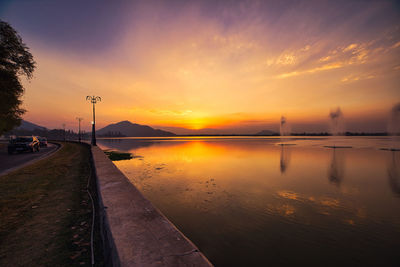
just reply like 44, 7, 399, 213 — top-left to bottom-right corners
0, 20, 35, 135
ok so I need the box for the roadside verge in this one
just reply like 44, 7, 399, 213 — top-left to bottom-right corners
0, 142, 95, 266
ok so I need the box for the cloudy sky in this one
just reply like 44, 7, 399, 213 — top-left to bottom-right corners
1, 0, 399, 133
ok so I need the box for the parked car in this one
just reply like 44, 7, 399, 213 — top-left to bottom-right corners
8, 136, 40, 154
38, 137, 48, 147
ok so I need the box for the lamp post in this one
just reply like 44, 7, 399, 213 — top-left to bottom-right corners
86, 96, 101, 146
76, 117, 83, 143
62, 123, 66, 142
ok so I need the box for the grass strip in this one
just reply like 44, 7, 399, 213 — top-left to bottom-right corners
0, 142, 97, 266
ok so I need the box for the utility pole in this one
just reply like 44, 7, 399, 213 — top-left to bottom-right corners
76, 117, 83, 143
86, 95, 101, 146
62, 123, 66, 142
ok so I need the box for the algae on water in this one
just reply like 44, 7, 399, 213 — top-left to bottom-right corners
104, 150, 133, 161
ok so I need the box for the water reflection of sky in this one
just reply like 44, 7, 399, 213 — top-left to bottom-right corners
98, 137, 400, 266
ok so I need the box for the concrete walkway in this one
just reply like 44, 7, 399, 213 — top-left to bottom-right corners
91, 146, 213, 266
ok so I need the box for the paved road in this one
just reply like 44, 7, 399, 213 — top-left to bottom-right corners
0, 143, 59, 176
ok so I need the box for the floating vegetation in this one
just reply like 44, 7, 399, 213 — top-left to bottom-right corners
324, 145, 352, 149
103, 150, 134, 161
278, 143, 296, 146
380, 148, 400, 151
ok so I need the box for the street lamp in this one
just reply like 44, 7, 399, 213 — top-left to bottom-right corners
76, 117, 83, 143
86, 96, 101, 146
62, 123, 66, 142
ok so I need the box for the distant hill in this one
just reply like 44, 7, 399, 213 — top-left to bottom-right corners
97, 121, 176, 137
255, 129, 279, 136
17, 120, 47, 131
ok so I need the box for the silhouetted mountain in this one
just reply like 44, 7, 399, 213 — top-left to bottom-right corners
6, 120, 89, 141
255, 129, 279, 136
97, 121, 176, 137
17, 120, 47, 131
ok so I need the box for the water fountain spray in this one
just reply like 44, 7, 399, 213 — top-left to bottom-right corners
325, 107, 351, 149
329, 107, 345, 136
383, 103, 400, 151
388, 103, 400, 135
280, 116, 291, 136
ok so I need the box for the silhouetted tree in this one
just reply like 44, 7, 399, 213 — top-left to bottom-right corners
0, 20, 35, 135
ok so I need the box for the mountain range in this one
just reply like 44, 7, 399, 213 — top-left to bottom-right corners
96, 121, 175, 137
17, 120, 47, 131
255, 129, 279, 136
12, 120, 278, 136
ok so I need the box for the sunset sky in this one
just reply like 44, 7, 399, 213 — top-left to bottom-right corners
1, 0, 399, 134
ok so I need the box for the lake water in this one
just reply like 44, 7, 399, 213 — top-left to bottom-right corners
98, 137, 400, 266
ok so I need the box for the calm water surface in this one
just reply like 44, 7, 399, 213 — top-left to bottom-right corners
98, 137, 400, 266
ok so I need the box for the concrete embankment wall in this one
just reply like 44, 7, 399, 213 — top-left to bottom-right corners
90, 146, 213, 266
